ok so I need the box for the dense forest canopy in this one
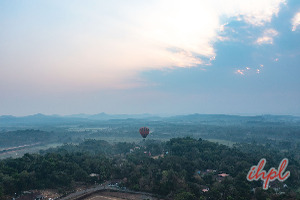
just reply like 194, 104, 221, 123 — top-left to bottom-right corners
0, 137, 299, 200
0, 114, 300, 199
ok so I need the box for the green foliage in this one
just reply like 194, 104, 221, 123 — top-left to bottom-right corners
0, 137, 299, 200
175, 191, 196, 200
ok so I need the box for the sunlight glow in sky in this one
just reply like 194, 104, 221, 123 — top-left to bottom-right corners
1, 0, 300, 115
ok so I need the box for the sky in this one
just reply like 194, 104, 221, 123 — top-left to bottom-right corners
1, 0, 300, 116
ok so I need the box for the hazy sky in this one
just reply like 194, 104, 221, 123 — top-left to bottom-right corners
1, 0, 300, 116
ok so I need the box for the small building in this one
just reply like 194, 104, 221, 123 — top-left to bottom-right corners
218, 173, 229, 177
200, 186, 210, 193
202, 188, 209, 192
216, 173, 230, 182
89, 173, 99, 177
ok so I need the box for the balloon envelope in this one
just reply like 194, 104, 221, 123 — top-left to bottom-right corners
139, 127, 149, 138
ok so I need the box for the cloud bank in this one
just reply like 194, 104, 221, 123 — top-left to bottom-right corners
0, 0, 286, 91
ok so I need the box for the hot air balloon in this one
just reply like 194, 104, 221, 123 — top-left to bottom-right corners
139, 127, 149, 138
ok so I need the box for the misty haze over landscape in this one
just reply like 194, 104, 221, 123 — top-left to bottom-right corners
1, 0, 300, 199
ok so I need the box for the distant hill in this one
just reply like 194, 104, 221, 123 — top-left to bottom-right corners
67, 112, 159, 120
0, 112, 160, 127
1, 113, 299, 127
166, 113, 300, 124
0, 113, 87, 126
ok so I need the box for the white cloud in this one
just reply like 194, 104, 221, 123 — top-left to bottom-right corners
256, 36, 274, 44
0, 0, 286, 91
264, 29, 279, 36
292, 12, 300, 31
235, 65, 263, 75
217, 36, 230, 41
219, 22, 229, 32
214, 0, 286, 26
256, 28, 278, 44
134, 0, 286, 68
235, 69, 245, 75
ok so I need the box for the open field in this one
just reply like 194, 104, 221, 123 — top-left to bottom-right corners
84, 191, 160, 200
86, 195, 124, 200
0, 143, 62, 159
